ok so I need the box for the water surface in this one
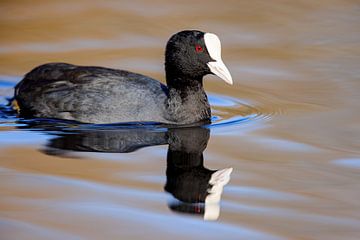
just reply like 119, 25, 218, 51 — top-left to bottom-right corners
1, 1, 360, 240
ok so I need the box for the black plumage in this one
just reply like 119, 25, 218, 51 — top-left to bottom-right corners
14, 30, 231, 124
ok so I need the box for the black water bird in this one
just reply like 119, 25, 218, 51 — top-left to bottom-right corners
13, 30, 232, 124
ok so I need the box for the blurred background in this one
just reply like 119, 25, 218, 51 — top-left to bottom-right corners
0, 1, 359, 240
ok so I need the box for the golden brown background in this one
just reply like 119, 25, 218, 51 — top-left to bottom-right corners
1, 1, 359, 239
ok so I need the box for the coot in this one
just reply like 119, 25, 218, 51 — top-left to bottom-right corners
14, 30, 232, 124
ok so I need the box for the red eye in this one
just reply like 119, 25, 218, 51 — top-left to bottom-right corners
195, 44, 203, 53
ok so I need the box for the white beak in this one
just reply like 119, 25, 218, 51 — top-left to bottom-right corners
204, 33, 233, 85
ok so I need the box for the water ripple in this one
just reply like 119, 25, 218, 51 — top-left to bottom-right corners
209, 94, 273, 129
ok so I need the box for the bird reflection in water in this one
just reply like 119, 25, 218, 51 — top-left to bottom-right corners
23, 121, 232, 220
165, 127, 232, 220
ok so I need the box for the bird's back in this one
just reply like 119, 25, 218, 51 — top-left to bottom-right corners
15, 63, 170, 123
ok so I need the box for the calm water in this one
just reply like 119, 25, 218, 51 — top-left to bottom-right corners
1, 1, 360, 239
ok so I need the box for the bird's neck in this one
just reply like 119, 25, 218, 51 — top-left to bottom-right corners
165, 75, 211, 124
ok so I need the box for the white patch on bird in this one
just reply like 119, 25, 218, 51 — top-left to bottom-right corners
204, 33, 222, 61
204, 33, 233, 85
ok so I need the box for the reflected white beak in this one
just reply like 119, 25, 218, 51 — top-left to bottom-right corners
204, 33, 233, 85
